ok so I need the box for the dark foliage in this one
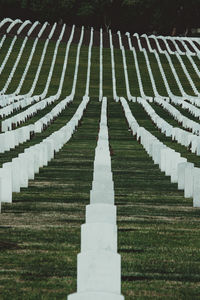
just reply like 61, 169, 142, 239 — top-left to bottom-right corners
0, 0, 200, 35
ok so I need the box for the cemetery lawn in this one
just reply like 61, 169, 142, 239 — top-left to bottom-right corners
0, 37, 200, 299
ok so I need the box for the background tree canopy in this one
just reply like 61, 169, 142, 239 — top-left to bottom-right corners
0, 0, 200, 35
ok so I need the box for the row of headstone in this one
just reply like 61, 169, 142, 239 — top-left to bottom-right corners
0, 36, 17, 75
0, 26, 87, 151
1, 22, 48, 95
135, 33, 197, 56
35, 24, 67, 100
160, 37, 177, 55
175, 53, 200, 97
0, 35, 6, 51
145, 34, 187, 56
2, 36, 30, 94
149, 35, 165, 55
109, 30, 119, 101
117, 31, 133, 101
6, 19, 22, 33
170, 36, 199, 56
55, 25, 75, 100
2, 25, 83, 142
124, 31, 199, 100
120, 97, 139, 133
16, 23, 58, 98
0, 18, 13, 30
143, 43, 198, 101
99, 28, 103, 101
141, 34, 155, 53
170, 97, 200, 120
154, 97, 200, 135
137, 97, 173, 136
0, 94, 72, 152
133, 33, 143, 52
68, 97, 124, 300
138, 97, 200, 155
0, 21, 39, 77
179, 38, 197, 56
0, 23, 56, 108
186, 53, 200, 83
125, 33, 146, 98
0, 96, 35, 118
0, 19, 12, 51
68, 26, 84, 99
26, 21, 40, 36
167, 36, 194, 56
142, 48, 160, 97
132, 46, 147, 98
0, 95, 90, 212
85, 28, 93, 97
121, 97, 200, 207
170, 94, 200, 109
34, 95, 72, 133
1, 21, 64, 107
1, 96, 57, 132
185, 38, 200, 56
13, 22, 51, 97
153, 50, 176, 97
126, 33, 154, 101
164, 51, 197, 98
1, 24, 76, 131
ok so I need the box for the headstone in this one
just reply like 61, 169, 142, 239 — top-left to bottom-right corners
11, 158, 21, 192
81, 223, 117, 253
177, 162, 188, 190
171, 156, 186, 183
86, 204, 116, 224
18, 154, 29, 188
184, 163, 194, 198
77, 251, 121, 294
193, 167, 200, 207
0, 164, 12, 203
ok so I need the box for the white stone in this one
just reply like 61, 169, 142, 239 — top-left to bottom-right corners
77, 251, 121, 294
81, 223, 117, 253
0, 164, 12, 203
24, 149, 35, 180
193, 167, 200, 207
86, 204, 116, 224
18, 154, 29, 188
68, 291, 124, 300
0, 134, 5, 153
92, 178, 114, 192
184, 163, 194, 198
177, 162, 188, 190
32, 146, 40, 174
165, 150, 178, 177
90, 189, 114, 205
11, 158, 21, 192
160, 148, 168, 172
170, 156, 186, 183
41, 142, 48, 166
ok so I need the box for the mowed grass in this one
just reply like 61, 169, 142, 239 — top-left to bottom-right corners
0, 34, 200, 300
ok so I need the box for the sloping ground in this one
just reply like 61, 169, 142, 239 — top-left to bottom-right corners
0, 20, 200, 299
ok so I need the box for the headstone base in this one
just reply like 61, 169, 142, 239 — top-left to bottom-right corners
68, 291, 124, 300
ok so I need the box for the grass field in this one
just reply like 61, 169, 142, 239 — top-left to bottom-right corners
0, 34, 200, 300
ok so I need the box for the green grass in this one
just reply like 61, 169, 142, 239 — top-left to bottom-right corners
0, 34, 200, 300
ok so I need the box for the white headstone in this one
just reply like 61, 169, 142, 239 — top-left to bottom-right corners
177, 162, 188, 190
0, 164, 12, 203
193, 167, 200, 207
77, 251, 121, 294
184, 163, 194, 198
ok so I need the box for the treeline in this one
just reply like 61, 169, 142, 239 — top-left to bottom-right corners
0, 0, 200, 35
